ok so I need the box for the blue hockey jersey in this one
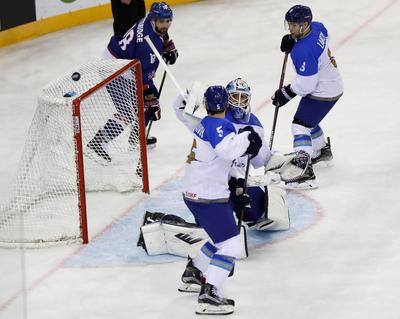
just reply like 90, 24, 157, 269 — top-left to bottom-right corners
106, 17, 164, 94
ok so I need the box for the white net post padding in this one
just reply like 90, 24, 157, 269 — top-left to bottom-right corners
0, 59, 148, 247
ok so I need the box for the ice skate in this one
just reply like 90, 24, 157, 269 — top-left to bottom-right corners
146, 136, 157, 149
196, 283, 235, 315
312, 137, 333, 166
178, 257, 203, 293
283, 165, 318, 190
281, 151, 318, 190
87, 131, 111, 163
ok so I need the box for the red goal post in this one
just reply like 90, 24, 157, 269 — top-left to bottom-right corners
0, 59, 149, 247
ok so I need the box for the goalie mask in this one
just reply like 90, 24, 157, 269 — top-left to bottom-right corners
226, 78, 251, 123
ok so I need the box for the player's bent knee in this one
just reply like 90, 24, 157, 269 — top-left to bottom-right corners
215, 235, 244, 259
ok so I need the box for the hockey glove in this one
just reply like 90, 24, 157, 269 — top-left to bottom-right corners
228, 177, 245, 196
238, 125, 255, 134
144, 89, 161, 121
271, 85, 296, 107
234, 193, 251, 210
246, 131, 262, 158
280, 34, 296, 53
162, 39, 178, 65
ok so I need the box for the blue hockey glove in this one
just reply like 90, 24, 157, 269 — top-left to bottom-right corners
271, 85, 296, 107
280, 34, 295, 53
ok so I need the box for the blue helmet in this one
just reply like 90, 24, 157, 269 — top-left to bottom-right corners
148, 2, 173, 20
226, 78, 251, 123
204, 86, 228, 112
285, 5, 312, 23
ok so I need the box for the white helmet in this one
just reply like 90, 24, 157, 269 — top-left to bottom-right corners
226, 78, 251, 123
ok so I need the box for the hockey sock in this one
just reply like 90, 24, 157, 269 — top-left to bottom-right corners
102, 118, 125, 141
311, 125, 326, 158
206, 254, 235, 290
293, 134, 312, 156
193, 241, 218, 274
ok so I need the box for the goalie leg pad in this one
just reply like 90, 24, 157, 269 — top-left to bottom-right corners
138, 212, 248, 259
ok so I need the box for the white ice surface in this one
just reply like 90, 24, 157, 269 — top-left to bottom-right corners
1, 0, 400, 318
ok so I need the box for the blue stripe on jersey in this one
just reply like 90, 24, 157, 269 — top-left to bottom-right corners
194, 116, 236, 149
291, 22, 328, 76
294, 134, 312, 148
209, 254, 235, 272
225, 110, 263, 128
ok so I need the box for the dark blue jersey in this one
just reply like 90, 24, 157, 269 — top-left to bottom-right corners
107, 17, 164, 94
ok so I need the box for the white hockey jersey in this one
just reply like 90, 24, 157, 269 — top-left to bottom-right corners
183, 116, 250, 201
290, 22, 343, 100
225, 111, 272, 179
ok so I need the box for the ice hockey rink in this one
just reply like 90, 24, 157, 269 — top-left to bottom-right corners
1, 0, 400, 318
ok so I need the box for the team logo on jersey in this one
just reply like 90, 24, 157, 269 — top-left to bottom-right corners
300, 62, 306, 72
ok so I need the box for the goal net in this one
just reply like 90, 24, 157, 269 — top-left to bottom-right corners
0, 59, 149, 247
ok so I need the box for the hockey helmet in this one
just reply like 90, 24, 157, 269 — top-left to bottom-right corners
148, 2, 173, 21
226, 78, 251, 123
285, 5, 312, 24
204, 86, 228, 112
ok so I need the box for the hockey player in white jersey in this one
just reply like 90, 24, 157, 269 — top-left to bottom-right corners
271, 4, 343, 188
179, 85, 262, 315
225, 78, 278, 230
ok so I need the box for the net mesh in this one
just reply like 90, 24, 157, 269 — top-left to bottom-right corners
0, 59, 146, 247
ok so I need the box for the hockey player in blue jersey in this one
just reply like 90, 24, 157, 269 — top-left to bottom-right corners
271, 4, 343, 188
87, 2, 178, 161
179, 85, 262, 315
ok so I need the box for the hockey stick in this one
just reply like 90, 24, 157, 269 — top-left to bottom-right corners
268, 52, 289, 149
146, 69, 167, 140
144, 36, 185, 97
237, 155, 251, 231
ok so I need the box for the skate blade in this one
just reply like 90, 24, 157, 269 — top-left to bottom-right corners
146, 143, 156, 150
85, 148, 110, 166
283, 180, 318, 190
178, 282, 201, 293
255, 220, 276, 231
313, 159, 334, 167
195, 303, 234, 315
